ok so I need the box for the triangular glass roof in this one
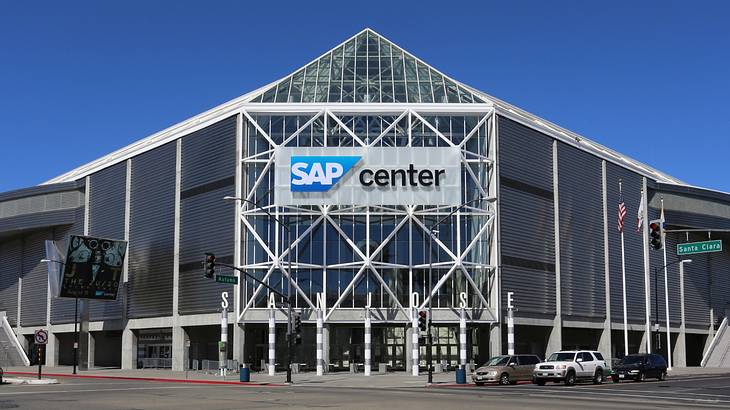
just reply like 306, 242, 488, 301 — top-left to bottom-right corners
252, 28, 486, 104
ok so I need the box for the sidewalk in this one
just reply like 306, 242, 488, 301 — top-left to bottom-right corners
3, 366, 728, 388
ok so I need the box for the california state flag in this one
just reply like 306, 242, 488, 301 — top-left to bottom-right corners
636, 194, 644, 233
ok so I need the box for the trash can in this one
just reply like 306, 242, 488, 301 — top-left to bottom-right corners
240, 364, 250, 382
455, 367, 467, 384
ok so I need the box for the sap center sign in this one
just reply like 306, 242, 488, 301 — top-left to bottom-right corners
274, 147, 462, 206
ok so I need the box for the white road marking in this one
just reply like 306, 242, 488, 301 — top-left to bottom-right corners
0, 385, 207, 396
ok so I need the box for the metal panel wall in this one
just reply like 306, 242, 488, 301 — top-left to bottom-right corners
557, 143, 605, 320
498, 116, 556, 317
180, 116, 236, 191
178, 117, 236, 315
0, 238, 22, 326
88, 162, 127, 321
20, 230, 51, 326
127, 142, 176, 319
605, 164, 646, 324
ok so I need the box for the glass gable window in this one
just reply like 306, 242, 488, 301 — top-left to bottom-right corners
253, 29, 485, 104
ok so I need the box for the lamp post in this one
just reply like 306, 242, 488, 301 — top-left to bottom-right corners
224, 196, 295, 384
653, 258, 692, 370
425, 196, 489, 384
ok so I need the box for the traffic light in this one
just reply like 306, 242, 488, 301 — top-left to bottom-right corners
649, 219, 663, 250
418, 310, 428, 333
204, 253, 216, 279
294, 312, 302, 345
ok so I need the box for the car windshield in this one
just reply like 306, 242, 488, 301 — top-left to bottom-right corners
620, 355, 645, 365
484, 356, 510, 366
547, 352, 576, 362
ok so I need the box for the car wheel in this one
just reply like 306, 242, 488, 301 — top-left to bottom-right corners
593, 369, 603, 385
564, 371, 576, 386
499, 373, 510, 385
637, 371, 646, 382
475, 382, 485, 386
658, 371, 667, 381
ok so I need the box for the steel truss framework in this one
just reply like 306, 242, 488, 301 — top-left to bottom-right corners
232, 103, 499, 325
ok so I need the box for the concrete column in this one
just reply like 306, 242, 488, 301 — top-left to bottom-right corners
547, 141, 563, 357
489, 322, 502, 358
172, 326, 188, 371
322, 324, 331, 372
78, 300, 90, 370
639, 330, 649, 354
364, 308, 371, 376
411, 313, 419, 376
674, 261, 687, 367
121, 327, 137, 369
233, 323, 245, 366
268, 308, 275, 376
46, 332, 59, 367
460, 309, 467, 367
600, 160, 613, 364
316, 309, 324, 375
405, 326, 413, 372
87, 332, 95, 369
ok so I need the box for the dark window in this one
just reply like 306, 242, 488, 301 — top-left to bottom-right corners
593, 352, 604, 361
519, 355, 539, 365
581, 352, 594, 362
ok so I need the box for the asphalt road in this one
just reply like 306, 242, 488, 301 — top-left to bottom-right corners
1, 373, 730, 409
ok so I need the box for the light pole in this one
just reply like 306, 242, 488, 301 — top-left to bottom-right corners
224, 196, 295, 384
425, 196, 488, 384
653, 258, 691, 369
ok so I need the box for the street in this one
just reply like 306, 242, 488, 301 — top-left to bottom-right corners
2, 373, 730, 409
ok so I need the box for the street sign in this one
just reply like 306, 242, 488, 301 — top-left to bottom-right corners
677, 240, 722, 256
34, 329, 48, 345
215, 274, 238, 285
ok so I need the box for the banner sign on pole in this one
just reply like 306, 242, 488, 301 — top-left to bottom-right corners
60, 235, 127, 300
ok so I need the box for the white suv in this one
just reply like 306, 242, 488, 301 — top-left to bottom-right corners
533, 350, 607, 386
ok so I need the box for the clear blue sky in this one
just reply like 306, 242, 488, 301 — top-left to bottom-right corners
1, 1, 728, 193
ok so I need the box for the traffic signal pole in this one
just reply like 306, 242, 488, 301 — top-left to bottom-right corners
222, 195, 297, 384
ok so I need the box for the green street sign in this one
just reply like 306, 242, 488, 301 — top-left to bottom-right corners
215, 274, 238, 284
677, 240, 723, 256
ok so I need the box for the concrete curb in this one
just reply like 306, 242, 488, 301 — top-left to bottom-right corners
3, 377, 59, 385
3, 372, 280, 387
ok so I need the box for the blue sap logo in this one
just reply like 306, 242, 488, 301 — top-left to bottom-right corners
290, 156, 361, 192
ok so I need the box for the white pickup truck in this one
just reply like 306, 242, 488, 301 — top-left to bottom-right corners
532, 350, 607, 386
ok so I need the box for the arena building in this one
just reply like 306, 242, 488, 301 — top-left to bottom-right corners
1, 29, 729, 372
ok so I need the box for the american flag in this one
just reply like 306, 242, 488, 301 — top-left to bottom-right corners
618, 188, 627, 233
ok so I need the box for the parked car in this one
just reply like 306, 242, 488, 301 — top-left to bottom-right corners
472, 354, 542, 385
532, 350, 607, 386
612, 353, 667, 382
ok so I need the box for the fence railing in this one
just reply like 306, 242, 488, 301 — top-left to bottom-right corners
140, 358, 172, 369
200, 359, 239, 372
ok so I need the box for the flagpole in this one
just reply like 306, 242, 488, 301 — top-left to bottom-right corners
620, 179, 629, 356
662, 197, 672, 370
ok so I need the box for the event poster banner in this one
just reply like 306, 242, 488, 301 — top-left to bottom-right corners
275, 147, 462, 206
60, 235, 127, 300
